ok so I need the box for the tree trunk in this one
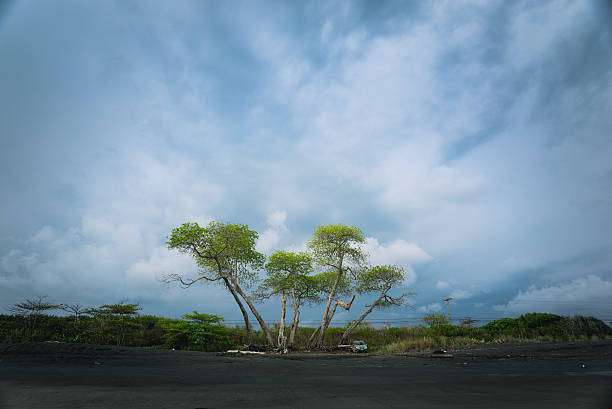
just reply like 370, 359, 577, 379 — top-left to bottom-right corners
339, 294, 382, 345
311, 295, 355, 348
288, 308, 300, 347
288, 291, 300, 348
234, 282, 275, 347
306, 325, 320, 348
278, 289, 287, 350
223, 277, 254, 345
316, 255, 344, 348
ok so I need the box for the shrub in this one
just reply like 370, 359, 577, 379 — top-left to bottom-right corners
161, 311, 236, 352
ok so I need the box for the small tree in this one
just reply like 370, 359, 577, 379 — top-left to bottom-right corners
164, 221, 274, 347
460, 317, 479, 327
61, 303, 90, 341
8, 296, 60, 341
421, 313, 448, 328
161, 311, 234, 351
339, 265, 415, 344
90, 301, 142, 346
307, 224, 367, 348
255, 251, 320, 350
8, 295, 60, 316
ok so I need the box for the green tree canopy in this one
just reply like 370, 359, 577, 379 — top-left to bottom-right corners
340, 265, 415, 344
165, 221, 273, 346
307, 224, 368, 348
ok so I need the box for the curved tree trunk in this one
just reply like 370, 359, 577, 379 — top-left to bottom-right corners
316, 256, 344, 348
234, 282, 275, 347
313, 295, 355, 348
306, 325, 320, 348
223, 277, 254, 346
339, 294, 382, 345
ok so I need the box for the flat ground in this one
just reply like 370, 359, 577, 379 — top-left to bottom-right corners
1, 340, 611, 409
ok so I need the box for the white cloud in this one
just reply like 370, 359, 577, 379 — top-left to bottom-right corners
126, 246, 197, 282
1, 1, 610, 322
436, 280, 450, 290
256, 210, 289, 254
507, 1, 588, 70
29, 226, 56, 243
364, 237, 432, 285
501, 256, 537, 273
0, 249, 38, 277
266, 210, 288, 231
449, 288, 472, 300
418, 302, 442, 313
494, 275, 612, 316
365, 237, 432, 266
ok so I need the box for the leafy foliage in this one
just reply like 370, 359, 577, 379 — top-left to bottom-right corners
166, 221, 265, 287
160, 311, 235, 351
307, 224, 367, 270
88, 302, 142, 346
1, 310, 610, 352
257, 251, 318, 301
482, 313, 612, 340
421, 313, 449, 327
165, 221, 273, 346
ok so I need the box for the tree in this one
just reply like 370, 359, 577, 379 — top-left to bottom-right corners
89, 301, 142, 346
460, 317, 479, 327
308, 223, 367, 348
8, 295, 60, 316
305, 270, 355, 348
8, 296, 61, 341
339, 265, 415, 344
61, 303, 90, 341
255, 251, 320, 350
421, 313, 448, 327
160, 311, 234, 351
163, 221, 274, 347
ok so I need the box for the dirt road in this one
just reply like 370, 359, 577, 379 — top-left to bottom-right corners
1, 341, 611, 408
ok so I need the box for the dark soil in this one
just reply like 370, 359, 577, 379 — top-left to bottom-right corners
1, 340, 611, 408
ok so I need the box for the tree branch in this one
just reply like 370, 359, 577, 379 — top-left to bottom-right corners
159, 273, 218, 288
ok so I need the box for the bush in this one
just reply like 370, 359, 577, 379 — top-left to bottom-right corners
161, 311, 237, 352
2, 306, 610, 352
482, 313, 612, 341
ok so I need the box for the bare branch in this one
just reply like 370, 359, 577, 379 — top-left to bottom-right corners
335, 294, 355, 310
61, 303, 90, 317
8, 295, 60, 316
159, 273, 218, 288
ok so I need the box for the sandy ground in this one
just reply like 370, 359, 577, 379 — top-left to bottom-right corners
1, 340, 611, 409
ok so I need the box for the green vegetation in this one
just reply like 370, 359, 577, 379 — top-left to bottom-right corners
3, 223, 610, 353
1, 305, 610, 353
160, 311, 234, 351
162, 221, 413, 350
164, 221, 273, 346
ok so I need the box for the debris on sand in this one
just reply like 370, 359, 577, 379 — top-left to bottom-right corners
430, 350, 454, 358
224, 350, 265, 356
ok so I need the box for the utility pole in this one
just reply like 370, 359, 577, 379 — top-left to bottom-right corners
442, 297, 454, 323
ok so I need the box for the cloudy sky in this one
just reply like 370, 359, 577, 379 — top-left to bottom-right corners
1, 0, 611, 325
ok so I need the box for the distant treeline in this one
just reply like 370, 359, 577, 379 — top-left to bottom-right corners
1, 299, 610, 352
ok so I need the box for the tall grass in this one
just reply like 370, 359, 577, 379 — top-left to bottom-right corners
1, 312, 610, 352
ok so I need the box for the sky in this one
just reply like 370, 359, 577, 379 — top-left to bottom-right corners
1, 0, 611, 326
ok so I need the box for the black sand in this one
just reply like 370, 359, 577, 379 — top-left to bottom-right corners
1, 340, 611, 408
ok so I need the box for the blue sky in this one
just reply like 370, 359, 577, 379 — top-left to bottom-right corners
1, 0, 611, 325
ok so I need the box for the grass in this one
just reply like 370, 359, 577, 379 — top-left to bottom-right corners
1, 312, 610, 353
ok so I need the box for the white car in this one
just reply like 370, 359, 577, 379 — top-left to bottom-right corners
351, 340, 368, 353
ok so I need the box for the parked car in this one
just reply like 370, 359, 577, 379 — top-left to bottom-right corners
351, 340, 368, 353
